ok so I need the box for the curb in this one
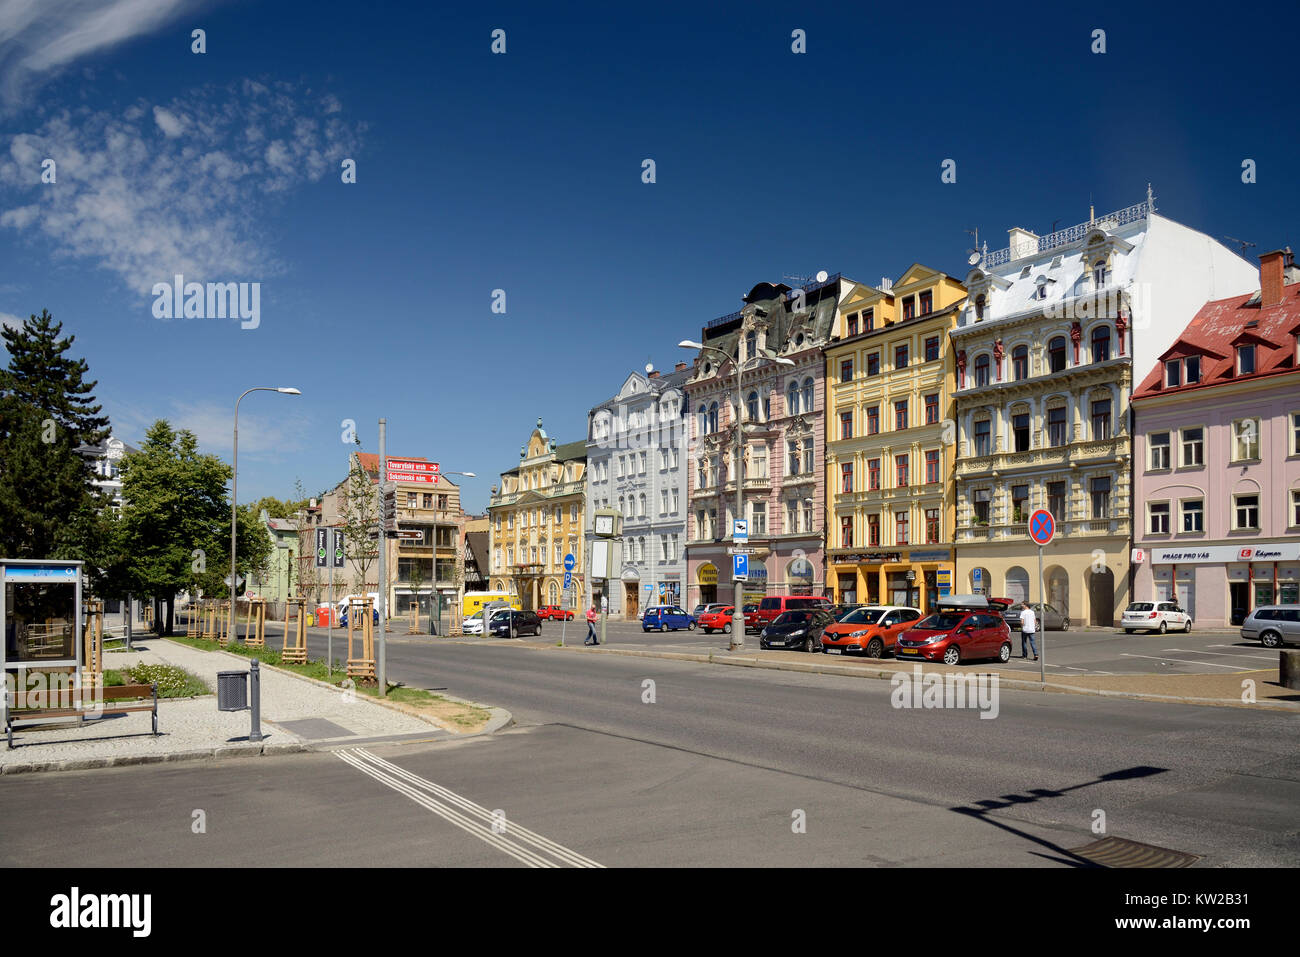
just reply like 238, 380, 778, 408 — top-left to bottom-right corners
528, 640, 1300, 713
0, 740, 310, 776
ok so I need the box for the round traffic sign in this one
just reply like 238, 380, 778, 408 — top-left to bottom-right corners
564, 553, 576, 572
1028, 509, 1056, 546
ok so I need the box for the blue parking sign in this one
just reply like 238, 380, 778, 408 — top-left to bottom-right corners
563, 570, 572, 589
733, 553, 748, 581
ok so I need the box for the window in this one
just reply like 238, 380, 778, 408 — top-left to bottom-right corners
1237, 345, 1255, 375
787, 381, 800, 415
1232, 418, 1260, 461
802, 378, 814, 412
1093, 262, 1107, 287
1011, 484, 1029, 523
903, 297, 915, 321
974, 418, 991, 456
919, 291, 932, 315
697, 460, 707, 489
785, 500, 797, 534
1147, 431, 1170, 470
708, 402, 719, 433
747, 390, 760, 421
864, 309, 874, 331
894, 399, 908, 431
974, 354, 990, 387
925, 449, 939, 484
661, 490, 668, 514
1165, 360, 1180, 387
867, 406, 880, 435
847, 313, 858, 337
975, 295, 986, 320
1234, 494, 1259, 529
751, 501, 766, 535
867, 353, 880, 376
1091, 397, 1112, 440
896, 454, 909, 487
752, 445, 767, 479
895, 344, 909, 369
639, 494, 647, 517
1035, 283, 1047, 301
840, 410, 853, 439
1048, 405, 1067, 447
841, 462, 853, 493
745, 331, 756, 359
1048, 481, 1066, 519
1185, 355, 1200, 383
1090, 476, 1112, 519
1149, 502, 1170, 534
925, 336, 940, 362
840, 359, 853, 382
925, 508, 940, 543
868, 458, 881, 490
803, 438, 814, 474
1181, 499, 1204, 533
1292, 489, 1300, 527
973, 488, 991, 524
867, 514, 880, 546
788, 440, 799, 475
1293, 412, 1300, 455
1013, 412, 1030, 452
924, 393, 939, 424
803, 499, 814, 532
841, 516, 853, 548
895, 511, 910, 544
1092, 326, 1110, 362
1049, 337, 1067, 373
1012, 345, 1029, 380
1182, 427, 1204, 467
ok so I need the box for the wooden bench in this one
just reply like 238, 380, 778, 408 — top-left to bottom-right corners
5, 682, 159, 749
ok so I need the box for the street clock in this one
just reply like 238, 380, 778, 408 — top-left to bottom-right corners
594, 511, 616, 537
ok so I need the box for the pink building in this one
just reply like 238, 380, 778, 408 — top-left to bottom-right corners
1132, 249, 1300, 626
683, 278, 848, 607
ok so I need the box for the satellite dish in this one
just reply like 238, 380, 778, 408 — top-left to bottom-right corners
645, 362, 654, 373
815, 270, 828, 283
968, 252, 981, 266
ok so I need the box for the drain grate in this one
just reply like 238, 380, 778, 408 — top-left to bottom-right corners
1070, 836, 1201, 868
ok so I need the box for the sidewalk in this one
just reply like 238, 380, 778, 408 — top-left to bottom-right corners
484, 637, 1300, 712
1, 638, 493, 774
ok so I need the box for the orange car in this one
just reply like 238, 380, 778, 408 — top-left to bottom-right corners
698, 605, 738, 634
820, 606, 923, 658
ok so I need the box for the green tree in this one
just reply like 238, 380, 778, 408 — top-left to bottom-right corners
1, 310, 110, 444
337, 455, 379, 590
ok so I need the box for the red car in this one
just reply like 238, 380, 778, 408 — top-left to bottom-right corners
698, 606, 738, 634
894, 596, 1013, 665
536, 605, 573, 621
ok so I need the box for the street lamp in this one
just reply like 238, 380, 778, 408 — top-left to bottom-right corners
679, 338, 794, 650
231, 387, 300, 644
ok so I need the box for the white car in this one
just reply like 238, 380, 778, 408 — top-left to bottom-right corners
462, 610, 486, 635
1121, 601, 1192, 634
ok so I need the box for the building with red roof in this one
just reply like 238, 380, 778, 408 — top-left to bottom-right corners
1132, 248, 1300, 626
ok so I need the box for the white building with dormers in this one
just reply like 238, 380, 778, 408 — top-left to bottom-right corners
951, 193, 1256, 626
586, 363, 692, 616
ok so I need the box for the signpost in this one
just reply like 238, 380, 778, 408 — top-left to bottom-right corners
1027, 508, 1056, 684
732, 553, 749, 582
385, 459, 440, 484
561, 553, 575, 648
318, 527, 345, 677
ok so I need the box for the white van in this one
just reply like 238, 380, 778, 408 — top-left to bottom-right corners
335, 592, 381, 625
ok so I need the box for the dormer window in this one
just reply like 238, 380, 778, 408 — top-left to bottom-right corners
975, 295, 986, 320
1165, 360, 1181, 387
1050, 255, 1063, 269
1035, 283, 1048, 301
846, 313, 858, 336
1185, 355, 1200, 383
1093, 262, 1108, 287
1019, 266, 1031, 279
918, 291, 932, 315
903, 297, 915, 321
745, 331, 756, 359
1237, 345, 1255, 375
864, 308, 874, 331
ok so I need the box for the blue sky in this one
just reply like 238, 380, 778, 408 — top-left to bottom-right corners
2, 0, 1296, 512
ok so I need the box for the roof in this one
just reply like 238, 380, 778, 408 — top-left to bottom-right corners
693, 277, 843, 376
266, 518, 299, 532
553, 440, 587, 462
1133, 279, 1300, 400
590, 365, 693, 414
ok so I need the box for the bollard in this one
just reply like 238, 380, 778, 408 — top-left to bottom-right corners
1280, 649, 1300, 691
249, 659, 263, 742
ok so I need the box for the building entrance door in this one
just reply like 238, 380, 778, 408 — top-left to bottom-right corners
624, 582, 639, 619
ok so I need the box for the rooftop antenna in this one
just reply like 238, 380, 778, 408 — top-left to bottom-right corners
965, 227, 981, 266
1224, 236, 1256, 258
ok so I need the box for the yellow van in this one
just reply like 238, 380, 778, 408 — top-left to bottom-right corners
462, 591, 520, 619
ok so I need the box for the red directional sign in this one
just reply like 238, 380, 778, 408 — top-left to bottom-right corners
385, 459, 440, 484
1028, 509, 1056, 547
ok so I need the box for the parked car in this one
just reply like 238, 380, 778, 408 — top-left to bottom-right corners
698, 605, 738, 633
1240, 605, 1300, 648
536, 605, 574, 621
895, 596, 1013, 665
488, 609, 542, 638
1121, 601, 1192, 634
462, 609, 486, 635
760, 609, 836, 653
821, 606, 923, 658
1001, 601, 1070, 632
828, 603, 865, 622
743, 604, 760, 632
750, 595, 834, 632
642, 605, 696, 632
691, 603, 726, 619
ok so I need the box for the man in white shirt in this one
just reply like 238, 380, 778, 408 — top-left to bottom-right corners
1019, 604, 1038, 660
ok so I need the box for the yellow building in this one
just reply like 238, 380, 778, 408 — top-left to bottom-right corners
487, 419, 587, 610
824, 265, 966, 612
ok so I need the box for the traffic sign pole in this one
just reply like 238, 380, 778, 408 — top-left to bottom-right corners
1038, 544, 1045, 684
1027, 508, 1055, 686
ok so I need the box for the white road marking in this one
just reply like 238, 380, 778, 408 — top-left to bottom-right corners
335, 748, 602, 868
1118, 653, 1251, 671
1166, 647, 1277, 662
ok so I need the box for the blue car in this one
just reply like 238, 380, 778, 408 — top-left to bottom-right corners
338, 605, 379, 627
641, 605, 696, 633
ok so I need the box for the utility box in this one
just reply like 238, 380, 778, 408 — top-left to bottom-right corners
217, 670, 248, 711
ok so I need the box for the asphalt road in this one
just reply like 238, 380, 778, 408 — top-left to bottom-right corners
5, 637, 1297, 867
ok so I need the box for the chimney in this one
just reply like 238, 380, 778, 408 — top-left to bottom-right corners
880, 277, 892, 292
1259, 247, 1291, 308
648, 370, 660, 378
1008, 227, 1039, 261
675, 361, 688, 372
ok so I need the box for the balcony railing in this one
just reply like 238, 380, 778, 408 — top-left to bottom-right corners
981, 199, 1151, 268
955, 437, 1127, 476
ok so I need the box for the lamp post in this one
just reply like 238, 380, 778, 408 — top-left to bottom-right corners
232, 387, 300, 645
680, 338, 794, 650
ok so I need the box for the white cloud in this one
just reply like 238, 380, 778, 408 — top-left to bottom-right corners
0, 311, 24, 330
0, 81, 363, 294
0, 0, 218, 109
112, 397, 311, 460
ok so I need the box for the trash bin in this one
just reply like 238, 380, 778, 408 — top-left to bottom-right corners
217, 670, 248, 711
315, 606, 330, 627
306, 613, 315, 627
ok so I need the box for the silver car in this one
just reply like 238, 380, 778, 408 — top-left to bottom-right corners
1001, 602, 1069, 631
1241, 606, 1300, 648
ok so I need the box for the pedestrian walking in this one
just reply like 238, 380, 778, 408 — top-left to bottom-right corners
585, 604, 600, 645
1019, 603, 1038, 660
